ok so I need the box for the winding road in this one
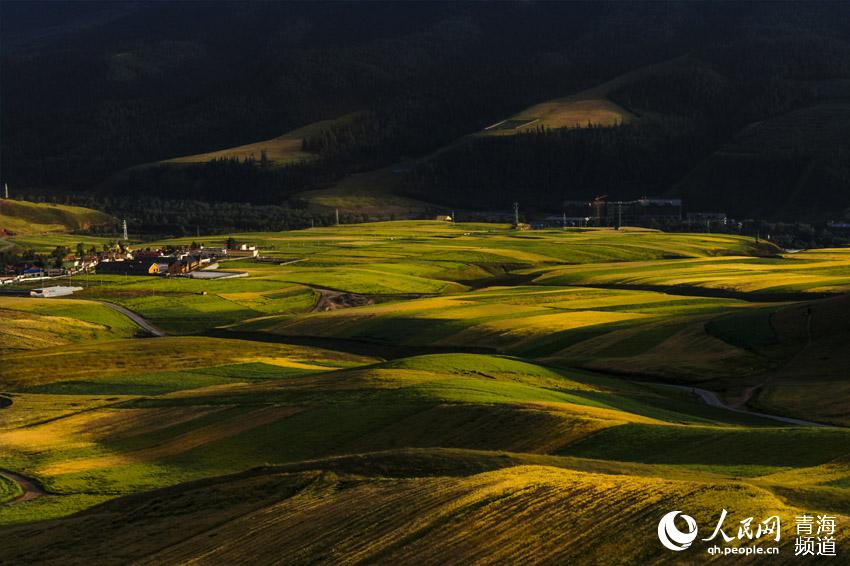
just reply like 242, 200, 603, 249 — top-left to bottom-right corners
0, 299, 159, 507
654, 383, 827, 427
16, 294, 167, 337
94, 300, 167, 337
0, 469, 46, 504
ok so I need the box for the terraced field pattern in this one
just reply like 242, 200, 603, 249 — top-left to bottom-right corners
2, 221, 850, 564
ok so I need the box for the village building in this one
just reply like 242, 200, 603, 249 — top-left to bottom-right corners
20, 267, 45, 278
223, 246, 259, 259
96, 260, 160, 275
30, 286, 84, 298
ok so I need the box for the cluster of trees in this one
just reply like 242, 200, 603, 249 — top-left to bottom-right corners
106, 156, 333, 204
1, 245, 73, 270
401, 34, 850, 220
0, 2, 701, 191
401, 118, 725, 210
20, 192, 395, 236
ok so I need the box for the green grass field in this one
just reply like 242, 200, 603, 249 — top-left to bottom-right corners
0, 200, 115, 236
0, 475, 23, 504
529, 248, 850, 295
1, 220, 848, 562
5, 232, 119, 254
0, 297, 141, 353
74, 277, 319, 334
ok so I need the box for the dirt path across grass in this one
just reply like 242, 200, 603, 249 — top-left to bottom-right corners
312, 289, 375, 312
95, 300, 167, 337
0, 469, 46, 504
653, 382, 827, 427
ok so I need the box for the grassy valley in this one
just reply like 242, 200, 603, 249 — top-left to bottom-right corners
1, 220, 849, 563
3, 3, 850, 562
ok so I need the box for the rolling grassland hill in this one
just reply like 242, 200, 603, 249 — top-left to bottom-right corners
6, 462, 850, 565
159, 114, 362, 167
0, 297, 140, 354
0, 200, 115, 236
472, 57, 702, 137
1, 221, 849, 564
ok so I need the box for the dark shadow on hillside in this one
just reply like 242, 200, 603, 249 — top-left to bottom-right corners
204, 329, 498, 360
562, 283, 832, 302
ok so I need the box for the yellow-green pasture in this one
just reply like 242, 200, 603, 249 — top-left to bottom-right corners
480, 98, 632, 136
0, 200, 115, 236
0, 297, 140, 354
3, 219, 850, 547
4, 232, 120, 254
160, 113, 361, 166
46, 276, 322, 335
8, 461, 850, 564
1, 334, 375, 390
237, 284, 760, 362
2, 342, 833, 527
153, 221, 774, 266
147, 221, 777, 297
529, 248, 850, 295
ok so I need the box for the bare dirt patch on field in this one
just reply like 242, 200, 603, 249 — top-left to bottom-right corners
313, 289, 375, 312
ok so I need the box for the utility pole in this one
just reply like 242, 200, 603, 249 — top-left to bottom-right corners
513, 202, 520, 227
122, 219, 128, 242
3, 183, 8, 199
335, 208, 340, 226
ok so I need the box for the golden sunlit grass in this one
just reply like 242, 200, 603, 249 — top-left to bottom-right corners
481, 98, 632, 136
40, 405, 302, 476
0, 336, 376, 388
0, 394, 132, 430
249, 285, 743, 358
3, 217, 850, 562
0, 297, 140, 354
0, 200, 115, 235
4, 463, 846, 564
161, 113, 361, 166
530, 249, 850, 294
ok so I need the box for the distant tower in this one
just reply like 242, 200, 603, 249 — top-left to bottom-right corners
513, 202, 520, 227
122, 219, 128, 241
